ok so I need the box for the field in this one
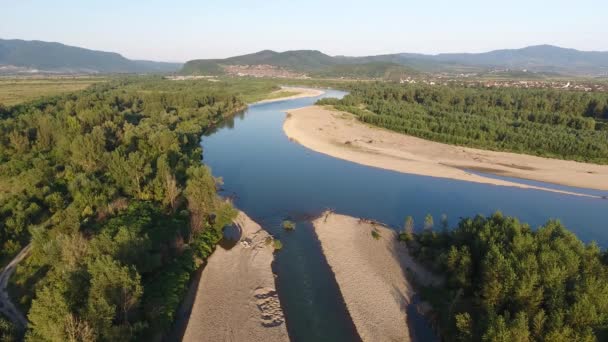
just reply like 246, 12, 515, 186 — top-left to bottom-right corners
0, 77, 105, 106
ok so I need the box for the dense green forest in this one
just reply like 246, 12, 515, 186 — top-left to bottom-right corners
312, 62, 417, 80
319, 83, 608, 163
0, 77, 280, 340
3, 76, 608, 341
404, 213, 608, 341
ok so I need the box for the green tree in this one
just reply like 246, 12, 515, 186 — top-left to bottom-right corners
184, 165, 219, 236
455, 312, 473, 341
424, 214, 434, 231
86, 255, 143, 335
0, 316, 17, 342
70, 127, 106, 172
27, 283, 74, 341
401, 215, 415, 241
409, 213, 608, 341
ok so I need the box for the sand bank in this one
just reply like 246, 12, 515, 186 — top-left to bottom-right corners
252, 86, 324, 105
183, 211, 288, 342
313, 212, 438, 342
284, 106, 608, 197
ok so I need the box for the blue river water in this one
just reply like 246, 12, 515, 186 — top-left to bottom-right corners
201, 90, 608, 341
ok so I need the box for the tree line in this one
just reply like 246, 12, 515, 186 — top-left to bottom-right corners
404, 213, 608, 341
318, 82, 608, 163
0, 77, 278, 340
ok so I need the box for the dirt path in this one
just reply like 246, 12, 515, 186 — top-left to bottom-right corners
0, 244, 30, 330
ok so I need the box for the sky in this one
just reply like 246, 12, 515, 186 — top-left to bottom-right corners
1, 0, 607, 62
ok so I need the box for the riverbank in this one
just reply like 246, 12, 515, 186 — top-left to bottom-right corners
182, 211, 288, 342
284, 105, 608, 196
313, 211, 438, 342
252, 87, 325, 105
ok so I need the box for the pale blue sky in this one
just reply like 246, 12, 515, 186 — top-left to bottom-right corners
1, 0, 606, 62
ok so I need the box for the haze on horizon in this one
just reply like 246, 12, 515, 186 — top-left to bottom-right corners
1, 0, 607, 62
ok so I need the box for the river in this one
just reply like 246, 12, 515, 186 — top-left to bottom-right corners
201, 90, 608, 341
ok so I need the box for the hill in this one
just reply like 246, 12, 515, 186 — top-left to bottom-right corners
313, 62, 418, 79
0, 39, 181, 74
427, 45, 608, 74
181, 45, 608, 77
181, 50, 338, 76
223, 50, 336, 71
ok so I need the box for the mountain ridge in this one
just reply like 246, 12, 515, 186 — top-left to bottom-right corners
182, 45, 608, 76
0, 38, 182, 74
2, 39, 607, 76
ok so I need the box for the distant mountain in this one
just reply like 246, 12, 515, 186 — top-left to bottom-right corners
0, 39, 181, 74
182, 45, 608, 77
418, 45, 608, 74
181, 50, 337, 76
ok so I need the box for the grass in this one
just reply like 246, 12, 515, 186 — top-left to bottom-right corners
273, 239, 283, 250
371, 228, 381, 240
282, 220, 296, 230
0, 77, 105, 106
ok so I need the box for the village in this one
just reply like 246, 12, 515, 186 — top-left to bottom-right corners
407, 77, 607, 92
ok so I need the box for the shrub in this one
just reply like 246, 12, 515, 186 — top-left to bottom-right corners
282, 220, 296, 230
398, 232, 413, 242
0, 316, 16, 342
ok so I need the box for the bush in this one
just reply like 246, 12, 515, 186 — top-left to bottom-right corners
273, 239, 283, 250
0, 316, 17, 342
315, 97, 341, 106
191, 228, 222, 259
371, 229, 381, 240
282, 220, 296, 231
398, 232, 413, 242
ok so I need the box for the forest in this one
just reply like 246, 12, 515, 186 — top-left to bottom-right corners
0, 77, 280, 341
405, 213, 608, 341
2, 76, 608, 341
318, 82, 608, 164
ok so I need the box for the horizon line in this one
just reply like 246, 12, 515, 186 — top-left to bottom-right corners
2, 37, 608, 64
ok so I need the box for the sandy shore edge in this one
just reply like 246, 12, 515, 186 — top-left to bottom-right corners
183, 211, 288, 342
313, 211, 438, 342
284, 105, 608, 198
252, 86, 325, 105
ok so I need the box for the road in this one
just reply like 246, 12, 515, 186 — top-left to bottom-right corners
0, 244, 30, 330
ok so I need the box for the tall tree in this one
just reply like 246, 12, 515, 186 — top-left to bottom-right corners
424, 214, 434, 231
184, 165, 219, 236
